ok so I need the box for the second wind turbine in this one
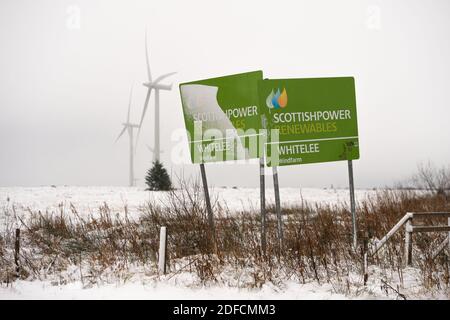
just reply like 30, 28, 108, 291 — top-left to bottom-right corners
116, 85, 139, 187
137, 31, 176, 162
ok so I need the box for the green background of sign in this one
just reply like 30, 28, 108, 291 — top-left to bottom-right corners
258, 77, 359, 167
179, 71, 264, 163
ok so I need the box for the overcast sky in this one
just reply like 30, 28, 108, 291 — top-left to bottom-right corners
0, 0, 449, 188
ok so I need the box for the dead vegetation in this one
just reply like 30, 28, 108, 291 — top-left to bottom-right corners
412, 162, 450, 196
1, 180, 449, 296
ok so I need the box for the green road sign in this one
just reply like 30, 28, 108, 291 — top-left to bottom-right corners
258, 77, 359, 167
179, 71, 264, 164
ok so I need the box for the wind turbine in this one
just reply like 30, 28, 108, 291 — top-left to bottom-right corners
136, 30, 176, 162
116, 85, 140, 187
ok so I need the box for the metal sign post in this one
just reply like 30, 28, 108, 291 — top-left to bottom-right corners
200, 163, 216, 250
179, 71, 264, 255
258, 77, 360, 249
348, 159, 357, 248
260, 156, 266, 255
261, 89, 283, 253
272, 166, 283, 251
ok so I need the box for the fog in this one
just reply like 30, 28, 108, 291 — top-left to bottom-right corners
1, 0, 449, 188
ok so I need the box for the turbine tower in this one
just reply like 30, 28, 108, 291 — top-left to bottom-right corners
116, 85, 140, 187
136, 30, 176, 162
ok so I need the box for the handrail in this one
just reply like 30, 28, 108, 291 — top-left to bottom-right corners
368, 212, 413, 256
412, 226, 450, 233
364, 211, 449, 284
411, 212, 450, 218
368, 211, 450, 261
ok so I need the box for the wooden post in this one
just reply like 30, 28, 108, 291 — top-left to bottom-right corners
158, 226, 167, 274
348, 160, 357, 249
260, 156, 266, 255
448, 217, 450, 255
200, 163, 216, 251
363, 252, 368, 285
14, 228, 20, 276
272, 166, 283, 252
405, 217, 413, 266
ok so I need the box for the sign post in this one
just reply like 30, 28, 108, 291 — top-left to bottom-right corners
258, 76, 360, 247
179, 71, 265, 250
263, 110, 283, 252
272, 166, 283, 252
260, 156, 266, 255
348, 159, 357, 248
199, 162, 215, 249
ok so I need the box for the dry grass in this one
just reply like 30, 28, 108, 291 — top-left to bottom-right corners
1, 183, 449, 294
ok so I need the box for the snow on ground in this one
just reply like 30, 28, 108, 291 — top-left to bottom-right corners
0, 186, 446, 300
1, 265, 445, 300
0, 186, 377, 218
0, 279, 348, 300
0, 262, 409, 300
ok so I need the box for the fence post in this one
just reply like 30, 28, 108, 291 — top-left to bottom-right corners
405, 216, 413, 266
158, 226, 167, 275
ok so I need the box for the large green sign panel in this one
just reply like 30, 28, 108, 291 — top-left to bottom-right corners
179, 71, 264, 163
258, 77, 359, 167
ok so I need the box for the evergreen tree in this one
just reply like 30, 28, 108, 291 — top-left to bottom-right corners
145, 160, 172, 191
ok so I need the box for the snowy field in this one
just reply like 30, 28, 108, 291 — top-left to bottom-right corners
1, 186, 443, 300
1, 265, 445, 300
0, 186, 377, 218
0, 279, 350, 300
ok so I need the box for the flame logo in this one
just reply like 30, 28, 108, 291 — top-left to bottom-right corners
266, 88, 287, 110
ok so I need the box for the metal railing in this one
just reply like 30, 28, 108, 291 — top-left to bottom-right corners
367, 212, 450, 266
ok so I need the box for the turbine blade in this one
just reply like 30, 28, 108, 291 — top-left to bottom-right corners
139, 88, 152, 128
145, 29, 152, 82
115, 126, 127, 143
127, 84, 134, 123
135, 88, 152, 149
154, 72, 177, 85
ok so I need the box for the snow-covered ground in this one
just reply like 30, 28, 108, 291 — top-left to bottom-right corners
0, 279, 349, 300
1, 265, 445, 300
0, 186, 377, 217
2, 186, 444, 300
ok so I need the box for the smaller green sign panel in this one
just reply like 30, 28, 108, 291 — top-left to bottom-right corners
179, 71, 264, 164
258, 77, 359, 167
